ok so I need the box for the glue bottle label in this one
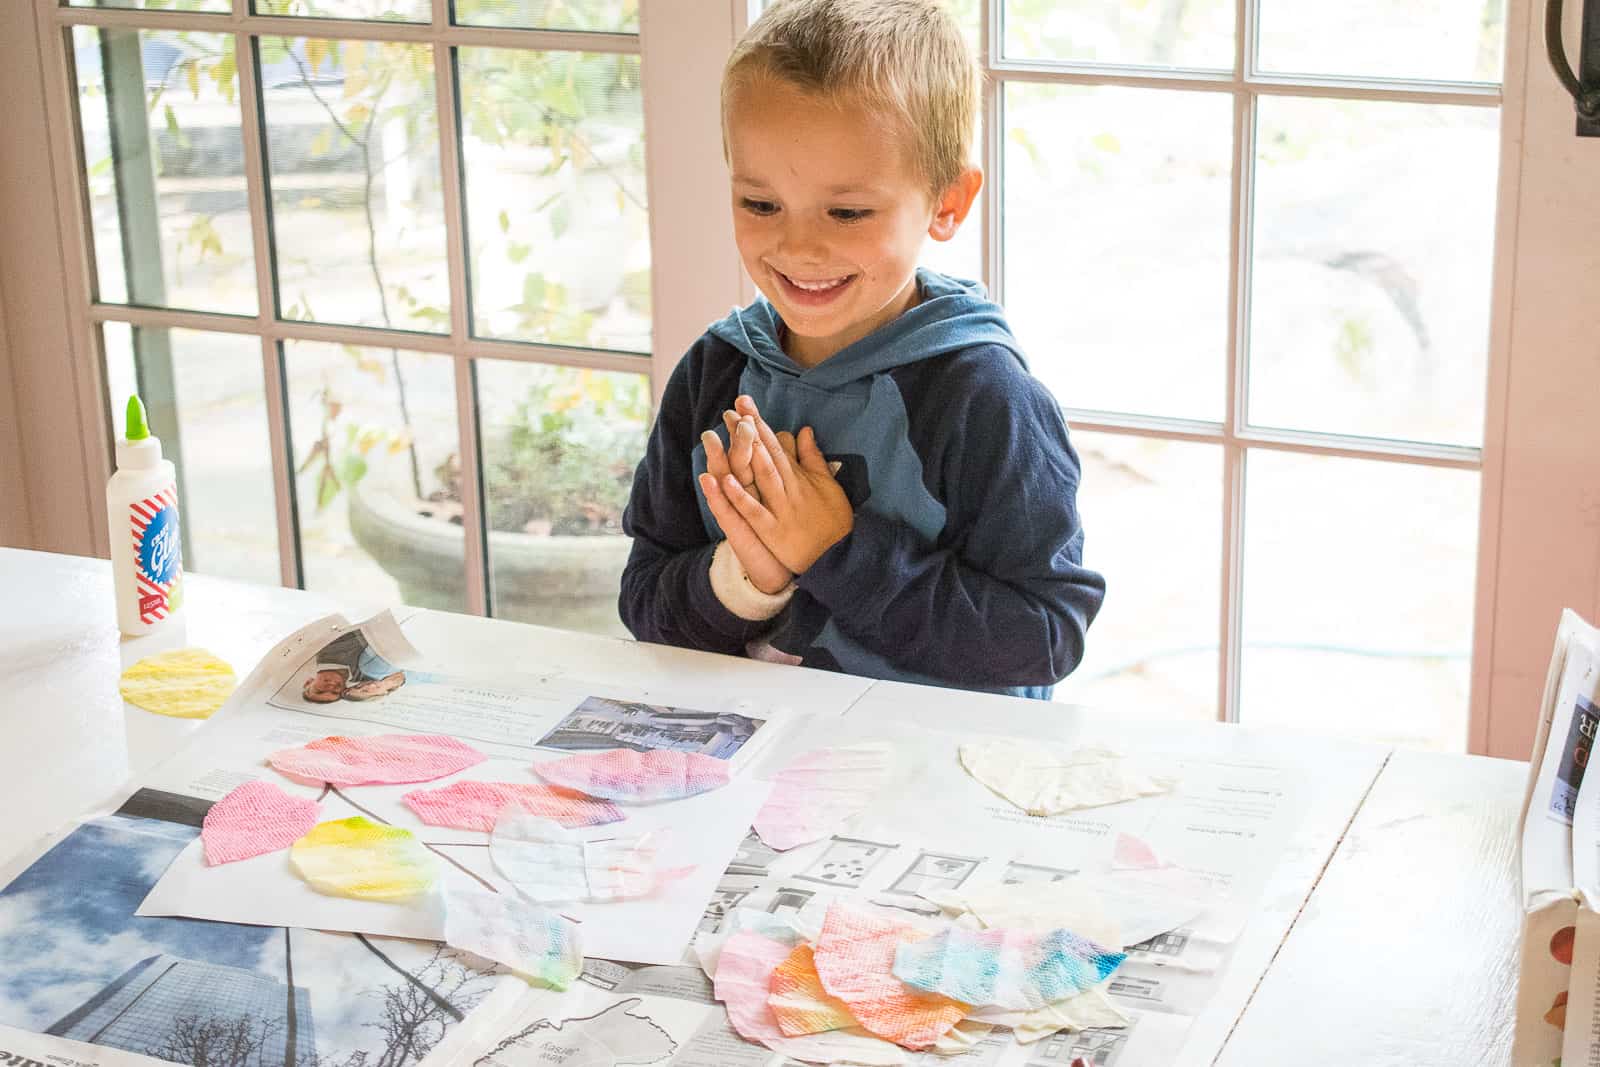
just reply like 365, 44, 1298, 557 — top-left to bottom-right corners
130, 486, 183, 624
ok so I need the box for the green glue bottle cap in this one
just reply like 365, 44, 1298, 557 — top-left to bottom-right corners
116, 393, 163, 468
125, 394, 150, 441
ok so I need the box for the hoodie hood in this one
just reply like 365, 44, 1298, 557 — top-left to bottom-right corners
706, 268, 1026, 390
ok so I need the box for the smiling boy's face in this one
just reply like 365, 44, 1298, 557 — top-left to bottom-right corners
726, 79, 978, 368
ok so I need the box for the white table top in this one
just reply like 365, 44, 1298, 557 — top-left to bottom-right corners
0, 547, 1525, 1064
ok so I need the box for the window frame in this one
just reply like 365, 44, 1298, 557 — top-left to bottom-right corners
36, 0, 743, 616
970, 0, 1500, 733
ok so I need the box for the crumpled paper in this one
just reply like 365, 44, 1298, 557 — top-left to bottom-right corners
1097, 865, 1219, 948
289, 816, 437, 902
269, 733, 486, 787
970, 982, 1131, 1042
891, 925, 1125, 1010
713, 930, 907, 1065
753, 743, 892, 851
769, 943, 857, 1036
532, 748, 729, 803
402, 780, 623, 831
443, 885, 583, 989
957, 741, 1177, 815
490, 806, 679, 904
811, 903, 968, 1050
201, 780, 319, 866
119, 648, 236, 719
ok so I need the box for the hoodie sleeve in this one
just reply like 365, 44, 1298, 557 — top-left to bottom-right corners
794, 352, 1105, 688
618, 342, 774, 653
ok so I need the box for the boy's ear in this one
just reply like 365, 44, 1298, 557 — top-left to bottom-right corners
928, 167, 984, 242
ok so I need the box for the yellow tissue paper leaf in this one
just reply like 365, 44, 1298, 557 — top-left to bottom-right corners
291, 816, 438, 902
119, 648, 237, 720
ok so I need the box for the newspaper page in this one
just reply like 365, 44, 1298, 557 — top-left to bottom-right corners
1515, 609, 1600, 1067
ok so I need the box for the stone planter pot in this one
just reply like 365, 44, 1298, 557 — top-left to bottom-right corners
348, 462, 633, 635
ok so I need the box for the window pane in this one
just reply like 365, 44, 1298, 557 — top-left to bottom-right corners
1258, 0, 1506, 83
1004, 84, 1231, 421
251, 0, 430, 21
1240, 451, 1478, 751
260, 38, 449, 333
284, 341, 466, 611
454, 0, 639, 33
72, 28, 257, 316
458, 48, 650, 352
1003, 0, 1233, 69
1248, 98, 1497, 446
68, 0, 228, 11
102, 323, 281, 585
1055, 432, 1221, 721
477, 360, 649, 636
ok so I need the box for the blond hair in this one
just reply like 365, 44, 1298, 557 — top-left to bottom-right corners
722, 0, 980, 195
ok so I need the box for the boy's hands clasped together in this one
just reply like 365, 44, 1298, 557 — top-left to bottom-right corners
699, 396, 853, 596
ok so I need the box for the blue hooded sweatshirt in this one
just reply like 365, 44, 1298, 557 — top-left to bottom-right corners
619, 268, 1105, 700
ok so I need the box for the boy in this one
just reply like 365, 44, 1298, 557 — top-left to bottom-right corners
618, 0, 1104, 699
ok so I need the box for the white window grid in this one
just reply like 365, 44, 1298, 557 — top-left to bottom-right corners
42, 0, 1498, 725
966, 0, 1494, 724
45, 0, 662, 621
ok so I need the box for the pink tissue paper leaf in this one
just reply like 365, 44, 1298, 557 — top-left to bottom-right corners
268, 733, 486, 787
811, 903, 968, 1050
753, 743, 892, 851
714, 930, 907, 1065
202, 781, 321, 866
1111, 832, 1163, 871
403, 780, 623, 831
531, 749, 730, 803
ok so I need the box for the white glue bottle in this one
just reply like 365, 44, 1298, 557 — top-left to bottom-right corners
107, 394, 184, 636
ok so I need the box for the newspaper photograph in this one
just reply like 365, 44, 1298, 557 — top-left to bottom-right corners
0, 803, 524, 1067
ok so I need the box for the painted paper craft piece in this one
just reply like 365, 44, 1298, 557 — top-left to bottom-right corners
119, 648, 236, 719
269, 733, 486, 787
713, 930, 907, 1066
811, 903, 968, 1049
1112, 832, 1163, 871
892, 925, 1126, 1010
769, 943, 856, 1036
694, 906, 809, 980
958, 741, 1178, 815
403, 780, 623, 832
532, 749, 730, 803
933, 1021, 997, 1054
970, 983, 1131, 1043
201, 780, 319, 866
924, 881, 1123, 950
490, 808, 680, 904
443, 886, 583, 990
753, 743, 893, 851
289, 816, 437, 902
